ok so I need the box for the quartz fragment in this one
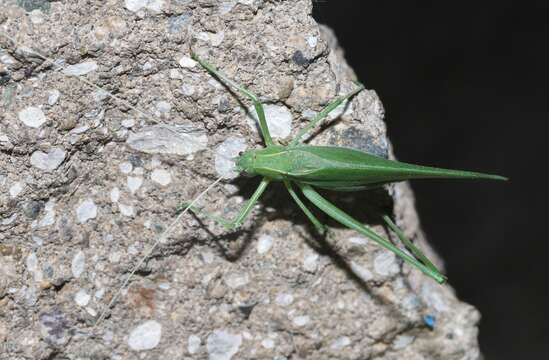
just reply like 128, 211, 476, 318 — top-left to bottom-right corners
30, 148, 66, 172
18, 106, 46, 128
127, 124, 208, 156
128, 320, 162, 351
206, 329, 242, 360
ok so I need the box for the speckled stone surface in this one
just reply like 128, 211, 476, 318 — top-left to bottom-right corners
0, 1, 480, 359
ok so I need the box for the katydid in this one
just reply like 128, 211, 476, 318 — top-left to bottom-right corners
183, 53, 507, 285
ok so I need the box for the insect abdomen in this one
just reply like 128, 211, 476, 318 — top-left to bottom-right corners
251, 145, 506, 190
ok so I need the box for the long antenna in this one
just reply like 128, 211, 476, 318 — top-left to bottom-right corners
94, 174, 226, 327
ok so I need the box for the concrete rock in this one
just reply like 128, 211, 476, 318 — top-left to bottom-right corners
0, 1, 480, 359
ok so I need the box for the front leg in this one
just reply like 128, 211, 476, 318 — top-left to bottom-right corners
178, 177, 270, 230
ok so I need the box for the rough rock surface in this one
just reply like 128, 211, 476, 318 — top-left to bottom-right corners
0, 1, 480, 359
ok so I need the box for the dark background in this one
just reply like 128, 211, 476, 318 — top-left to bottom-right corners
313, 2, 547, 359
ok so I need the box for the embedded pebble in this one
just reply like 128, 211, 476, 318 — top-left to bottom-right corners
292, 315, 310, 327
219, 1, 236, 15
307, 36, 318, 48
224, 272, 249, 289
127, 176, 143, 194
261, 338, 275, 349
110, 187, 120, 203
392, 334, 414, 350
62, 61, 98, 76
125, 0, 165, 13
302, 253, 319, 273
128, 320, 162, 351
18, 106, 46, 127
30, 148, 66, 172
188, 334, 201, 354
210, 31, 225, 47
119, 203, 135, 217
9, 181, 24, 198
348, 236, 368, 246
119, 161, 133, 174
331, 336, 351, 350
275, 293, 294, 307
155, 101, 172, 114
38, 200, 56, 227
373, 252, 399, 277
26, 252, 43, 282
76, 199, 97, 223
214, 136, 247, 179
247, 104, 292, 139
206, 329, 242, 360
181, 83, 195, 96
178, 56, 197, 68
74, 289, 91, 307
350, 261, 374, 282
47, 90, 60, 105
127, 124, 208, 156
151, 168, 172, 186
121, 119, 135, 128
256, 234, 273, 255
71, 251, 86, 278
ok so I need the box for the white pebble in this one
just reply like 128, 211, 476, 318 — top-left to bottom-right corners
261, 338, 275, 349
76, 199, 97, 223
151, 168, 172, 186
330, 336, 351, 350
181, 83, 195, 96
110, 187, 120, 203
206, 329, 242, 360
292, 315, 310, 327
348, 236, 368, 246
119, 203, 135, 217
188, 334, 201, 354
26, 252, 42, 282
302, 253, 319, 273
9, 181, 24, 198
224, 272, 249, 289
210, 31, 225, 47
18, 106, 46, 128
178, 56, 197, 68
214, 136, 247, 179
374, 252, 399, 277
119, 161, 133, 174
71, 251, 86, 278
121, 119, 135, 128
256, 234, 273, 255
155, 101, 172, 114
275, 293, 294, 307
307, 36, 318, 48
350, 261, 374, 282
392, 334, 414, 350
127, 176, 143, 194
30, 148, 66, 172
125, 0, 164, 13
47, 89, 61, 105
126, 124, 208, 156
128, 320, 162, 351
38, 200, 56, 227
247, 104, 292, 139
74, 289, 91, 307
62, 61, 98, 76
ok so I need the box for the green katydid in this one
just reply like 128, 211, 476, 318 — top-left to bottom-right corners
182, 53, 507, 285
